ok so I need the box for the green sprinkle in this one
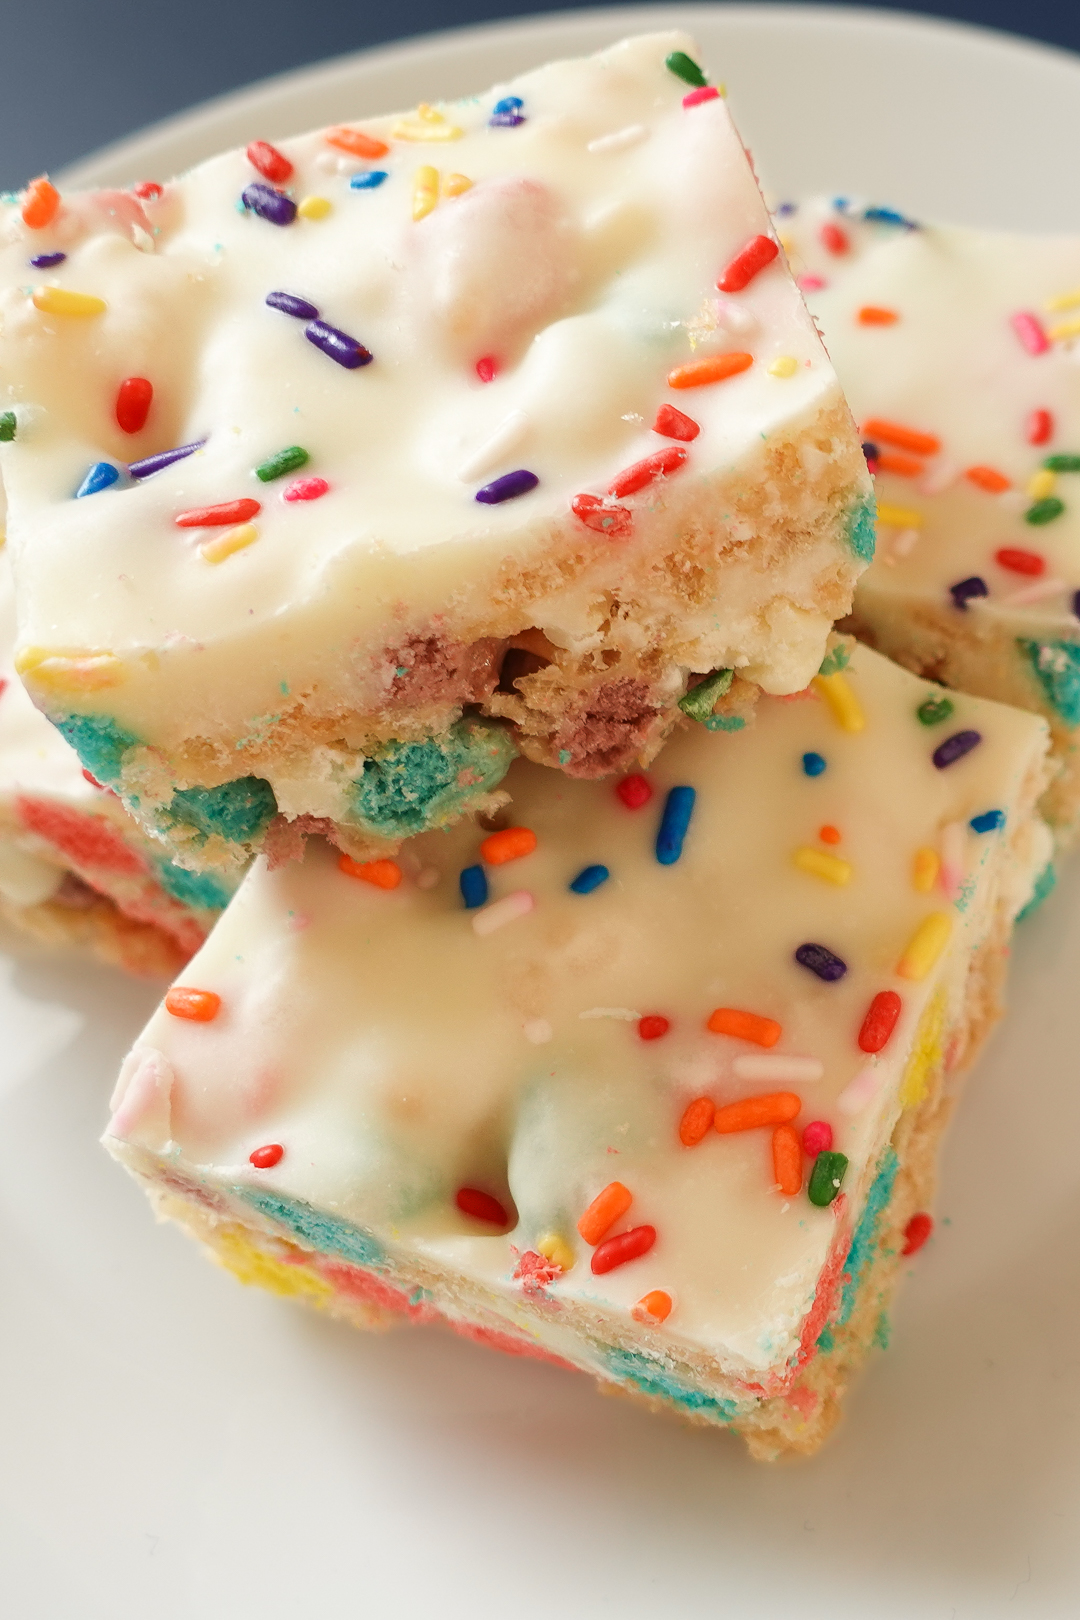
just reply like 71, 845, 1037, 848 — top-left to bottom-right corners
665, 50, 707, 88
817, 642, 851, 678
0, 411, 15, 442
1043, 454, 1080, 473
679, 667, 733, 723
255, 445, 309, 481
808, 1150, 849, 1207
917, 693, 954, 727
1025, 496, 1065, 525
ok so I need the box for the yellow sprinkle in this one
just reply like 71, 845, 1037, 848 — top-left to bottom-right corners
199, 523, 258, 564
896, 912, 952, 981
912, 847, 940, 893
899, 987, 946, 1107
297, 194, 332, 220
442, 172, 473, 198
793, 847, 852, 885
32, 286, 107, 317
393, 104, 463, 142
1027, 467, 1057, 501
1044, 285, 1080, 312
778, 235, 795, 257
768, 355, 798, 377
412, 165, 439, 221
1048, 316, 1080, 342
15, 645, 124, 691
810, 671, 865, 733
537, 1232, 574, 1273
876, 503, 923, 529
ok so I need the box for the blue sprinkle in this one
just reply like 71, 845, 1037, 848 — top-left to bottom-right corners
129, 439, 204, 480
350, 170, 389, 190
795, 942, 847, 981
490, 95, 526, 126
242, 182, 297, 226
475, 469, 538, 504
29, 251, 66, 268
863, 205, 918, 230
970, 808, 1005, 834
493, 96, 524, 112
656, 785, 695, 866
802, 751, 826, 777
75, 461, 120, 498
950, 575, 989, 610
570, 864, 609, 894
304, 318, 373, 368
266, 289, 319, 319
459, 864, 488, 909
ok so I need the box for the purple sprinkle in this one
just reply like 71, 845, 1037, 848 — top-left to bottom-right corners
29, 251, 66, 269
266, 290, 319, 320
1072, 589, 1080, 619
304, 319, 373, 368
489, 112, 526, 127
475, 469, 539, 504
242, 183, 297, 227
861, 440, 879, 465
794, 942, 847, 981
932, 729, 982, 769
949, 575, 989, 610
128, 440, 205, 480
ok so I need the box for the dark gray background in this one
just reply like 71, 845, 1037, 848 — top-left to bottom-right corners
1, 0, 1077, 191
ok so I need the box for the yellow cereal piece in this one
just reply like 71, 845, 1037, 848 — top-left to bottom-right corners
32, 286, 107, 317
1047, 316, 1080, 342
297, 194, 332, 220
899, 987, 946, 1107
912, 847, 940, 893
213, 1225, 336, 1305
412, 165, 439, 221
15, 644, 124, 691
537, 1232, 575, 1273
876, 503, 923, 530
810, 671, 865, 733
1045, 285, 1080, 312
393, 103, 463, 142
768, 355, 798, 377
199, 522, 259, 564
1027, 467, 1057, 501
442, 172, 473, 197
896, 911, 952, 981
793, 847, 852, 886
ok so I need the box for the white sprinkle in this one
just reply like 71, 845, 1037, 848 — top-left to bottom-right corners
315, 151, 339, 173
917, 459, 959, 496
523, 1018, 553, 1044
415, 866, 440, 890
891, 526, 921, 559
996, 489, 1029, 513
457, 410, 529, 482
732, 1054, 824, 1083
837, 1062, 883, 1115
713, 294, 758, 335
1002, 576, 1067, 605
579, 1006, 640, 1022
587, 123, 648, 155
472, 889, 534, 936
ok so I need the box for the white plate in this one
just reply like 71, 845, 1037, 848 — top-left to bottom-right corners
5, 8, 1080, 1616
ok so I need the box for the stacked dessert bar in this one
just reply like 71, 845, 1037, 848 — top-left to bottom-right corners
0, 33, 1061, 1456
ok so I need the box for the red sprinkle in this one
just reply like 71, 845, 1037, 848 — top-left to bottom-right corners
132, 181, 163, 201
902, 1212, 934, 1256
717, 234, 779, 293
175, 498, 261, 528
858, 989, 903, 1053
652, 403, 700, 441
819, 824, 841, 845
591, 1225, 656, 1274
682, 86, 720, 108
638, 1015, 670, 1042
802, 1120, 833, 1156
164, 987, 221, 1022
679, 1096, 715, 1146
616, 774, 652, 809
995, 546, 1045, 576
115, 376, 153, 435
1026, 408, 1053, 445
246, 140, 293, 183
1011, 311, 1049, 355
283, 476, 330, 502
608, 445, 688, 498
455, 1187, 509, 1226
475, 356, 497, 382
571, 492, 633, 538
249, 1143, 284, 1169
819, 222, 849, 255
81, 768, 104, 789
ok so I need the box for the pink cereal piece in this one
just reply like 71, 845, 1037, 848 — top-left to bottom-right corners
283, 476, 329, 502
802, 1120, 833, 1156
1010, 311, 1049, 355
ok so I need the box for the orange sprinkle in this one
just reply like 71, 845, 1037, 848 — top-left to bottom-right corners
862, 418, 941, 457
325, 126, 389, 159
164, 986, 221, 1022
667, 352, 753, 389
858, 306, 899, 326
964, 464, 1012, 494
679, 1096, 716, 1146
577, 1180, 632, 1246
714, 1092, 801, 1134
338, 854, 402, 889
875, 450, 923, 478
772, 1123, 803, 1195
632, 1290, 673, 1324
21, 176, 60, 229
706, 1007, 781, 1046
480, 826, 537, 865
819, 824, 841, 844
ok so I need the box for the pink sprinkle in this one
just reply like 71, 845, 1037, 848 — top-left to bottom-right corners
475, 355, 497, 382
1011, 311, 1049, 355
682, 86, 720, 108
802, 1120, 833, 1156
472, 889, 534, 936
836, 1064, 883, 1116
283, 476, 329, 502
798, 273, 827, 293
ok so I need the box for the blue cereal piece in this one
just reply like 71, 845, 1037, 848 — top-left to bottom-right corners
655, 785, 695, 865
352, 719, 517, 840
569, 864, 609, 894
55, 712, 140, 785
166, 776, 278, 844
1017, 638, 1080, 726
844, 493, 876, 562
459, 864, 488, 909
155, 859, 233, 911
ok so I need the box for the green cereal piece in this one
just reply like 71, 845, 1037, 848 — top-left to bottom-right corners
0, 411, 16, 442
665, 50, 707, 88
808, 1150, 849, 1208
1025, 496, 1065, 525
255, 445, 309, 482
678, 667, 733, 723
818, 641, 852, 678
917, 693, 954, 727
1043, 454, 1080, 473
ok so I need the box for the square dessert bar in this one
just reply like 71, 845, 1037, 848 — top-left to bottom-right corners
783, 199, 1080, 836
106, 641, 1050, 1458
0, 548, 230, 974
0, 33, 870, 878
